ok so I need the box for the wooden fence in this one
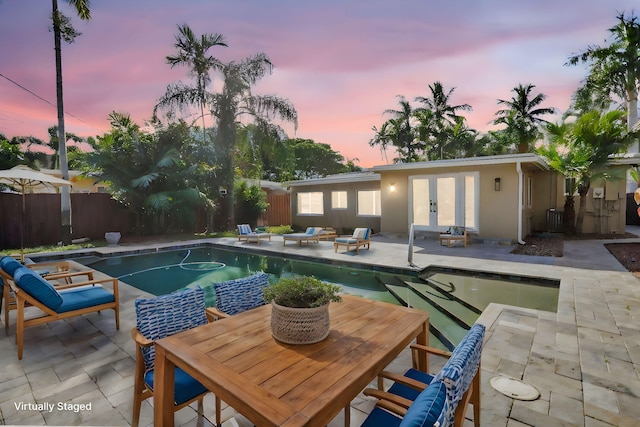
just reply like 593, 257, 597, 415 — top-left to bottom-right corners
0, 193, 134, 250
262, 193, 290, 226
0, 191, 291, 249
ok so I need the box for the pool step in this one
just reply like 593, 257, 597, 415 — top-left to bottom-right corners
402, 280, 481, 327
384, 283, 470, 350
419, 276, 483, 315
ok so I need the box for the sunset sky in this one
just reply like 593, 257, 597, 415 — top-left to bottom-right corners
0, 1, 637, 167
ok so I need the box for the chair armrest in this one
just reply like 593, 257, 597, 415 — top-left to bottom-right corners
410, 343, 452, 370
377, 370, 430, 392
363, 388, 413, 412
206, 307, 229, 322
54, 277, 118, 292
131, 328, 153, 348
44, 270, 95, 282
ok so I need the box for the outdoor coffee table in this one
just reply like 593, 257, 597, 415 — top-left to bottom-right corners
154, 294, 430, 427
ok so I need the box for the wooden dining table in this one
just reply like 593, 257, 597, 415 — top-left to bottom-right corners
153, 294, 430, 427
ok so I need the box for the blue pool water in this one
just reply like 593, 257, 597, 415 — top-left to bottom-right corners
75, 245, 559, 349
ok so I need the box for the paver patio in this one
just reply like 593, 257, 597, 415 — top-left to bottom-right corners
1, 227, 639, 426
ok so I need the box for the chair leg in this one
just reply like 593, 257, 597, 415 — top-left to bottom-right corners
16, 298, 25, 360
131, 394, 141, 427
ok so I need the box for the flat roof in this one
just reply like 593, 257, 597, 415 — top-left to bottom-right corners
371, 153, 549, 172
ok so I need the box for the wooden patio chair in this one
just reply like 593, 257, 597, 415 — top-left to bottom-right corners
131, 287, 220, 427
10, 267, 119, 360
361, 323, 485, 427
1, 256, 95, 332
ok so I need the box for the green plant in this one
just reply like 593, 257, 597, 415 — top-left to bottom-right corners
263, 276, 342, 308
264, 225, 293, 235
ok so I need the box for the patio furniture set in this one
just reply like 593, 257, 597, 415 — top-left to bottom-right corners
1, 255, 484, 426
238, 224, 373, 253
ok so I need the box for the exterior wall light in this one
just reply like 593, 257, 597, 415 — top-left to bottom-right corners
494, 178, 501, 191
389, 183, 396, 192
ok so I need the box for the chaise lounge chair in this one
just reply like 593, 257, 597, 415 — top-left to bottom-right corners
10, 266, 119, 359
334, 228, 371, 253
283, 227, 323, 246
237, 224, 273, 244
1, 256, 96, 332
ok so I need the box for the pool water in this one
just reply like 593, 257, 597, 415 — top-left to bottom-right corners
76, 245, 559, 349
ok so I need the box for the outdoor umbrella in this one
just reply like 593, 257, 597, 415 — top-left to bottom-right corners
0, 165, 72, 262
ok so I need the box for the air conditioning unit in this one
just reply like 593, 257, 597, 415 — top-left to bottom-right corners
592, 187, 604, 199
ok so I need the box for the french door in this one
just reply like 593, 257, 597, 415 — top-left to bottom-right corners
410, 173, 477, 231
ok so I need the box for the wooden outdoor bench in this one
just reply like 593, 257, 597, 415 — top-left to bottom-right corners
439, 226, 469, 247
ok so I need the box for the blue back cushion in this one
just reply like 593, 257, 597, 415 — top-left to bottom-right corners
1, 256, 23, 276
13, 268, 63, 311
238, 224, 252, 235
432, 323, 485, 425
399, 380, 448, 427
135, 287, 208, 371
305, 227, 316, 235
213, 272, 269, 316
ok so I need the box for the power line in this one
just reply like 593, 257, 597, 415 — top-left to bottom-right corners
0, 72, 92, 126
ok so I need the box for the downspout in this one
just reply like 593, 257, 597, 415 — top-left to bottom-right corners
516, 161, 525, 244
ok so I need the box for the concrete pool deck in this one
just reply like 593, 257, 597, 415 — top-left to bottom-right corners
1, 228, 639, 426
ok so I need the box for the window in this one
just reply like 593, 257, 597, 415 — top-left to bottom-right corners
331, 191, 347, 209
357, 190, 381, 216
297, 192, 323, 215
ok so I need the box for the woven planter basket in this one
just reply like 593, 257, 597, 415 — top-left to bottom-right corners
270, 301, 330, 344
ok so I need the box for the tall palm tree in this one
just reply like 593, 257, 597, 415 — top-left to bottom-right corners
52, 0, 91, 244
566, 12, 640, 136
156, 24, 227, 143
212, 52, 297, 227
383, 96, 420, 162
494, 83, 555, 153
415, 81, 472, 159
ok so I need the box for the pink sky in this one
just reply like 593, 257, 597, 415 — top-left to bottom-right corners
0, 1, 637, 167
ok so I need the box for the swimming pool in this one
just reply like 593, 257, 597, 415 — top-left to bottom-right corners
74, 245, 559, 349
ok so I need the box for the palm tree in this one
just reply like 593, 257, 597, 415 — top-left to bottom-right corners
539, 110, 635, 234
155, 24, 227, 143
212, 52, 297, 227
566, 12, 640, 136
494, 83, 555, 153
415, 81, 472, 160
52, 0, 91, 244
382, 96, 420, 162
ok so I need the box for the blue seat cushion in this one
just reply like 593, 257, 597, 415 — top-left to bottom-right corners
399, 380, 448, 427
13, 268, 63, 311
335, 238, 357, 244
387, 368, 435, 401
56, 287, 115, 313
360, 380, 447, 427
1, 256, 23, 276
360, 407, 403, 427
213, 272, 269, 316
144, 366, 208, 406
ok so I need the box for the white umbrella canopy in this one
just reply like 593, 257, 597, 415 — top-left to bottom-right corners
0, 165, 72, 261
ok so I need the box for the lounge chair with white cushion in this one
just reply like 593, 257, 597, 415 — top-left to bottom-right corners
237, 224, 272, 244
282, 227, 323, 246
334, 228, 371, 253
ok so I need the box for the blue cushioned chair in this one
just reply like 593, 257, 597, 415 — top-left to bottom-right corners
208, 272, 269, 320
364, 324, 485, 427
10, 266, 119, 360
237, 224, 272, 244
334, 227, 371, 253
1, 256, 95, 332
282, 227, 323, 246
131, 287, 220, 427
361, 379, 449, 427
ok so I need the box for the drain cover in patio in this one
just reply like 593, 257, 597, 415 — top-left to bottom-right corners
490, 376, 540, 401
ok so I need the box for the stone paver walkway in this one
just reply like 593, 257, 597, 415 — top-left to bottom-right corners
1, 228, 639, 426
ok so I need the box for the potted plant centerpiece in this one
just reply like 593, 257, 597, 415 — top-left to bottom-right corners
263, 276, 342, 344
